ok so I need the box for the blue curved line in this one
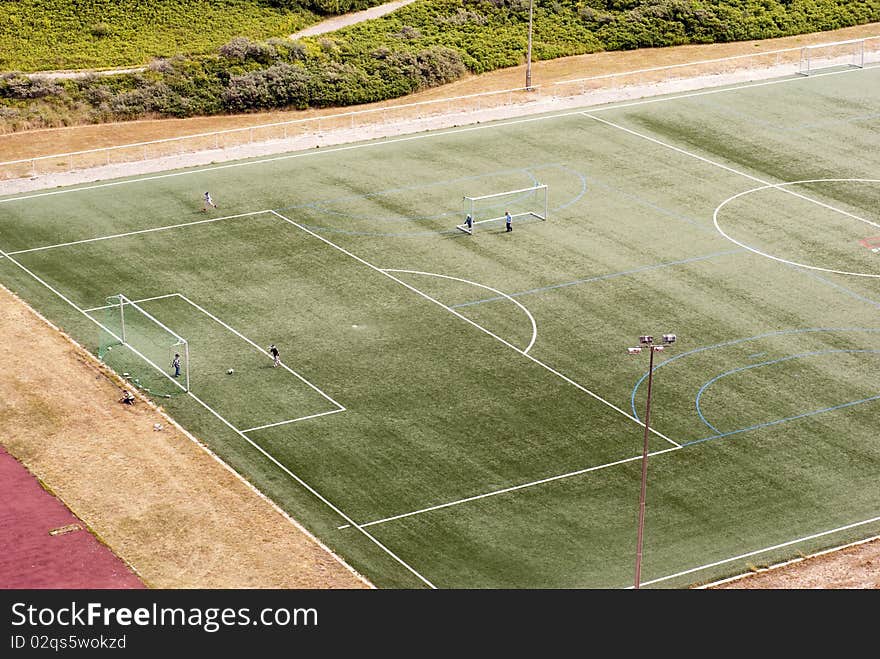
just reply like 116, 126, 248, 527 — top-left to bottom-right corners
629, 327, 880, 420
694, 349, 880, 433
272, 164, 588, 236
683, 393, 880, 447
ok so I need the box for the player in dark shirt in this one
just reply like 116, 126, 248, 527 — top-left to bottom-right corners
268, 344, 280, 368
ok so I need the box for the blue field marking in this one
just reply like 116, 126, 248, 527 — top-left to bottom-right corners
690, 95, 880, 134
684, 393, 880, 447
452, 249, 743, 308
630, 327, 880, 421
271, 164, 586, 232
585, 175, 717, 234
792, 265, 880, 309
694, 349, 880, 435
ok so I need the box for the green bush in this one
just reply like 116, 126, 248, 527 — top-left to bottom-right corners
2, 0, 880, 129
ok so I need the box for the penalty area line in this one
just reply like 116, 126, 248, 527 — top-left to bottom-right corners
337, 446, 681, 530
269, 210, 678, 449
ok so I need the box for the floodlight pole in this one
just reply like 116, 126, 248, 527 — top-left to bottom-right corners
634, 343, 655, 590
628, 333, 676, 589
525, 0, 534, 90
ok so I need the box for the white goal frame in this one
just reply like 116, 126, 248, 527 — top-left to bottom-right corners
105, 293, 191, 392
798, 38, 865, 76
459, 184, 548, 234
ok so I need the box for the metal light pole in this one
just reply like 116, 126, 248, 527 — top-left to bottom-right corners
627, 333, 676, 589
525, 0, 534, 90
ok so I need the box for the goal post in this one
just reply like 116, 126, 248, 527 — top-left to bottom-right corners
798, 38, 865, 76
460, 183, 548, 233
98, 293, 190, 396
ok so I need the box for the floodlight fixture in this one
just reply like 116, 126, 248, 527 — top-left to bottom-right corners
629, 331, 677, 590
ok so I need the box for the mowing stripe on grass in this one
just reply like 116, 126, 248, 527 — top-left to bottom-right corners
175, 293, 345, 412
337, 446, 681, 530
712, 179, 880, 278
7, 210, 266, 256
793, 266, 880, 309
269, 210, 679, 448
639, 513, 880, 589
1, 65, 871, 206
630, 326, 880, 420
0, 242, 433, 589
452, 249, 742, 308
686, 393, 880, 446
384, 269, 538, 354
694, 348, 880, 434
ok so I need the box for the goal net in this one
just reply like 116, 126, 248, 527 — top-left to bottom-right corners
798, 38, 865, 76
459, 184, 548, 234
98, 294, 190, 397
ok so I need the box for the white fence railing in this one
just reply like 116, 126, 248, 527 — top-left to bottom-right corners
2, 34, 879, 183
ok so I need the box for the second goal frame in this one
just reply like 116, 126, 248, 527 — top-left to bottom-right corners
460, 183, 548, 233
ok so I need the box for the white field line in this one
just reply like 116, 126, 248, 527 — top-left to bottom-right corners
583, 113, 880, 231
0, 243, 432, 589
0, 65, 871, 206
84, 292, 180, 313
383, 269, 539, 355
241, 409, 344, 434
638, 513, 880, 589
270, 210, 679, 448
337, 446, 681, 530
0, 280, 374, 590
7, 210, 266, 256
185, 388, 437, 588
174, 293, 345, 412
697, 532, 880, 589
713, 178, 880, 278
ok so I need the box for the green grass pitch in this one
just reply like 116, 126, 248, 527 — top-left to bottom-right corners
2, 65, 880, 588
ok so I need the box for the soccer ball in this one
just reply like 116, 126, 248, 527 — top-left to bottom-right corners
227, 368, 234, 375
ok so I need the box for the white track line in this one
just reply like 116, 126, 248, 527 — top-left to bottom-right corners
83, 292, 180, 313
242, 408, 345, 433
637, 513, 880, 588
7, 210, 266, 255
0, 65, 870, 205
337, 446, 681, 530
0, 242, 434, 589
270, 210, 679, 448
583, 113, 880, 232
383, 269, 539, 354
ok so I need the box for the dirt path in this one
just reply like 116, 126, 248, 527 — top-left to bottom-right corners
289, 0, 419, 40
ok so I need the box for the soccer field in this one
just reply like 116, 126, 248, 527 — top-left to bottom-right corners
2, 64, 880, 588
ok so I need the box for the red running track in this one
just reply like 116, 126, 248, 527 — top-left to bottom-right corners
0, 445, 144, 589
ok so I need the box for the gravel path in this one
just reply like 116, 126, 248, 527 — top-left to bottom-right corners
290, 0, 419, 39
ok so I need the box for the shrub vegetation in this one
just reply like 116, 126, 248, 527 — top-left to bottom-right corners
1, 0, 878, 131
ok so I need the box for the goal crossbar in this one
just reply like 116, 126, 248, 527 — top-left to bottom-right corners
101, 293, 190, 393
460, 184, 548, 233
798, 37, 866, 76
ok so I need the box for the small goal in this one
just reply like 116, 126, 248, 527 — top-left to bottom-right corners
798, 38, 865, 76
98, 293, 190, 396
459, 184, 548, 234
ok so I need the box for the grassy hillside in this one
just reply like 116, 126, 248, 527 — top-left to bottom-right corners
1, 0, 879, 131
0, 0, 381, 71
